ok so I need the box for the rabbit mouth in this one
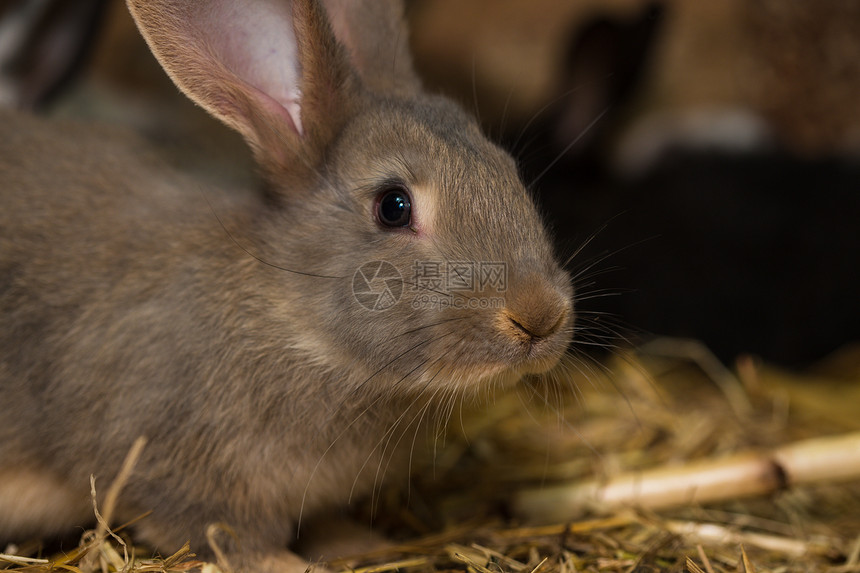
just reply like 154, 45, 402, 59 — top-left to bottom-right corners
412, 299, 573, 392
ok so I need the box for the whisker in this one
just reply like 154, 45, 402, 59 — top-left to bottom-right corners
342, 333, 466, 505
299, 330, 459, 530
511, 82, 592, 153
573, 288, 627, 303
394, 316, 467, 340
344, 359, 435, 503
359, 354, 453, 515
520, 376, 602, 460
333, 330, 457, 414
497, 83, 517, 140
471, 55, 481, 126
528, 106, 610, 189
560, 221, 615, 270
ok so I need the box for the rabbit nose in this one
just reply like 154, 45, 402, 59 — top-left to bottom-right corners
501, 274, 572, 341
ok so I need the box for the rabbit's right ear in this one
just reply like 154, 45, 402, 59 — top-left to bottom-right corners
126, 0, 361, 178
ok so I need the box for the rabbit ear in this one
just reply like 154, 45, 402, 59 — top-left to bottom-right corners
322, 0, 421, 96
126, 0, 360, 176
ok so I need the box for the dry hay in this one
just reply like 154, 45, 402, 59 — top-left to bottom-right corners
3, 339, 860, 573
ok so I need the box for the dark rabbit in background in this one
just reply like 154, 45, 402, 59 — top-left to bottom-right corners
0, 0, 574, 571
496, 3, 860, 366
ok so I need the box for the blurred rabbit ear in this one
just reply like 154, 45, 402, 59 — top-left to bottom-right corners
0, 0, 107, 110
322, 0, 422, 96
126, 0, 362, 178
551, 2, 665, 153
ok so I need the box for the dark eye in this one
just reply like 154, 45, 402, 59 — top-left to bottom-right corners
376, 185, 412, 228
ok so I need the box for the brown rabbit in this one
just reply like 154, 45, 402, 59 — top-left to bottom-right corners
0, 0, 573, 571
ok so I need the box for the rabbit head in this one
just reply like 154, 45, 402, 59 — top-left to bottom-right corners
126, 0, 574, 400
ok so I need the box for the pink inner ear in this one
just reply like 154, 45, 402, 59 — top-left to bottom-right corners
198, 0, 304, 135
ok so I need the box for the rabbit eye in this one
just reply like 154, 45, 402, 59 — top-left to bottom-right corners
376, 186, 412, 228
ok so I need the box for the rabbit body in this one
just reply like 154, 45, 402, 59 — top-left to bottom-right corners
0, 0, 573, 569
0, 110, 363, 550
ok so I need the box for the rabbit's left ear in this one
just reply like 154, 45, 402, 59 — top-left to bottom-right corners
126, 0, 364, 178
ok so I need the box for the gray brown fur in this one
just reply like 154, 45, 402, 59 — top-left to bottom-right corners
0, 0, 573, 571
